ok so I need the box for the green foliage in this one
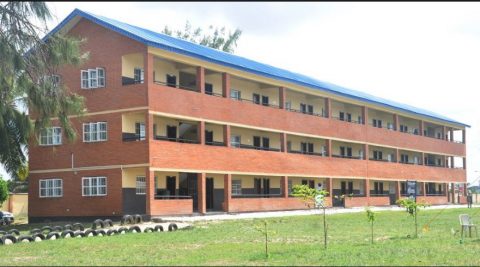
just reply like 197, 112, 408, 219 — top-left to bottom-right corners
396, 198, 430, 238
365, 207, 376, 244
291, 184, 329, 208
0, 177, 9, 206
162, 20, 242, 53
0, 2, 87, 177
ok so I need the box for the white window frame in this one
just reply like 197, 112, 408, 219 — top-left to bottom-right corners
83, 122, 108, 142
134, 67, 145, 84
81, 68, 105, 89
230, 89, 241, 100
232, 180, 242, 195
82, 176, 107, 197
136, 176, 146, 195
39, 127, 62, 146
39, 178, 63, 198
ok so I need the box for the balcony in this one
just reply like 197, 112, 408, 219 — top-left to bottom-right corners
331, 100, 363, 124
331, 140, 365, 160
369, 145, 397, 163
122, 112, 146, 142
285, 89, 327, 118
230, 126, 281, 153
153, 115, 200, 144
287, 134, 328, 157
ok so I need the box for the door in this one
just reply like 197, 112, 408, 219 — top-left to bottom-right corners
262, 137, 270, 149
167, 125, 177, 140
262, 96, 269, 106
187, 174, 198, 212
263, 178, 270, 196
205, 130, 213, 144
389, 181, 397, 204
205, 83, 213, 95
253, 136, 261, 148
253, 93, 260, 104
206, 177, 214, 210
166, 176, 176, 196
254, 178, 262, 194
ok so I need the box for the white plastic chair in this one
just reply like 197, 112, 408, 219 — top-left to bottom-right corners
459, 214, 478, 238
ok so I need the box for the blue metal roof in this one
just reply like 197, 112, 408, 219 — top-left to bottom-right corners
46, 8, 469, 128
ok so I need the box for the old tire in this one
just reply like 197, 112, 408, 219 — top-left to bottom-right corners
121, 215, 134, 225
117, 227, 128, 235
168, 223, 178, 232
133, 214, 143, 224
143, 227, 154, 233
53, 226, 63, 232
128, 226, 141, 233
73, 231, 86, 238
103, 219, 113, 227
18, 235, 34, 243
61, 230, 75, 238
64, 224, 73, 230
32, 233, 46, 242
41, 226, 53, 234
7, 229, 20, 236
106, 229, 118, 236
1, 234, 17, 245
154, 225, 164, 232
72, 223, 85, 231
84, 229, 97, 237
46, 232, 60, 240
30, 228, 41, 235
95, 229, 106, 237
92, 219, 104, 230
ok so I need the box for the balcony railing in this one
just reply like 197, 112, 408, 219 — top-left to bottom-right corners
232, 193, 283, 198
154, 135, 199, 144
370, 193, 390, 197
332, 154, 363, 160
231, 96, 280, 109
369, 158, 396, 163
205, 91, 223, 97
232, 143, 281, 152
154, 80, 198, 92
206, 140, 225, 146
368, 123, 396, 131
426, 193, 446, 196
122, 76, 144, 86
122, 133, 145, 141
424, 162, 445, 168
399, 161, 422, 165
286, 107, 327, 118
332, 116, 363, 124
289, 149, 327, 157
154, 195, 192, 200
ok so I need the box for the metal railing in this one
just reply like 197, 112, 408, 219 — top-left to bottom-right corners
232, 194, 283, 198
234, 143, 281, 152
399, 161, 421, 165
286, 107, 327, 118
231, 96, 281, 109
289, 150, 327, 157
154, 195, 192, 200
368, 123, 396, 131
424, 162, 445, 168
205, 91, 223, 97
122, 133, 145, 142
332, 154, 363, 160
369, 158, 396, 163
332, 116, 363, 124
370, 193, 390, 197
154, 80, 199, 92
206, 140, 225, 146
154, 135, 199, 144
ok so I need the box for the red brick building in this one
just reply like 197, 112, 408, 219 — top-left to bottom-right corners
28, 9, 469, 222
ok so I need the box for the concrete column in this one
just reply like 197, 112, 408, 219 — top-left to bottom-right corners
223, 174, 231, 212
222, 73, 230, 98
450, 129, 454, 142
223, 125, 231, 147
144, 52, 154, 86
362, 106, 368, 125
363, 144, 369, 160
281, 176, 289, 198
198, 121, 205, 145
7, 194, 12, 213
396, 148, 400, 163
280, 133, 288, 153
419, 120, 424, 136
326, 178, 333, 197
279, 87, 286, 109
146, 113, 154, 142
463, 157, 467, 170
146, 169, 155, 216
196, 66, 205, 93
442, 126, 447, 140
198, 173, 206, 214
365, 179, 370, 198
423, 182, 427, 196
421, 152, 425, 165
393, 114, 399, 131
327, 139, 332, 157
325, 98, 332, 118
462, 129, 466, 144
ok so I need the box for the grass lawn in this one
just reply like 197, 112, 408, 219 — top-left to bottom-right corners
1, 207, 480, 266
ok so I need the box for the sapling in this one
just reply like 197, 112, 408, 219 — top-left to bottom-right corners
396, 198, 430, 238
365, 207, 376, 244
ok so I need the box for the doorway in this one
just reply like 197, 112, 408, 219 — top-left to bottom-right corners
206, 177, 214, 210
389, 181, 397, 205
179, 173, 198, 212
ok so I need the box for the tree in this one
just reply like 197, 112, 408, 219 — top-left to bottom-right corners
396, 198, 430, 238
0, 2, 87, 178
291, 184, 329, 249
162, 20, 242, 53
0, 177, 8, 206
365, 207, 376, 244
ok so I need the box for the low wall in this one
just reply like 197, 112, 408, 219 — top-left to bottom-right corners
344, 196, 390, 208
149, 199, 193, 216
417, 195, 449, 205
0, 193, 28, 217
228, 197, 333, 213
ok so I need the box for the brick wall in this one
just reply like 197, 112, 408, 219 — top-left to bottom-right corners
150, 199, 193, 216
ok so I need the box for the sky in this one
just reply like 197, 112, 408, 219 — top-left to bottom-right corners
2, 2, 479, 185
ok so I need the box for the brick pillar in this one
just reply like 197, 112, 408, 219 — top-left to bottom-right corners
198, 121, 205, 145
281, 176, 289, 198
442, 126, 447, 140
463, 157, 466, 170
396, 148, 400, 163
325, 98, 331, 118
196, 66, 205, 93
423, 182, 427, 196
326, 178, 333, 197
365, 179, 370, 198
198, 173, 206, 214
362, 106, 368, 125
445, 156, 448, 168
223, 174, 231, 212
146, 113, 154, 142
462, 129, 466, 144
146, 169, 155, 216
393, 114, 399, 131
279, 87, 286, 109
280, 133, 288, 153
223, 125, 231, 147
327, 139, 332, 157
449, 129, 454, 142
363, 144, 369, 160
7, 194, 12, 213
419, 120, 424, 136
144, 53, 154, 86
395, 181, 401, 201
222, 73, 230, 98
421, 152, 425, 165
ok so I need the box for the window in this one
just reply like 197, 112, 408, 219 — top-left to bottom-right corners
136, 176, 146, 195
231, 89, 241, 100
82, 176, 107, 196
285, 101, 292, 110
372, 119, 382, 128
387, 122, 394, 130
253, 93, 260, 104
307, 105, 313, 115
134, 68, 144, 84
135, 122, 145, 141
300, 103, 307, 113
232, 180, 242, 195
83, 122, 107, 142
231, 135, 241, 147
373, 150, 383, 160
346, 113, 352, 122
339, 112, 345, 121
205, 83, 213, 95
262, 96, 269, 106
41, 75, 61, 88
39, 127, 62, 146
401, 154, 409, 163
413, 156, 419, 164
166, 74, 177, 87
39, 179, 63, 198
81, 68, 105, 89
400, 125, 408, 133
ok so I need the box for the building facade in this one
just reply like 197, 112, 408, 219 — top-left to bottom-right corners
28, 9, 469, 222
